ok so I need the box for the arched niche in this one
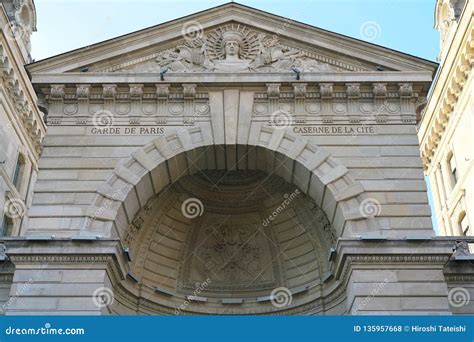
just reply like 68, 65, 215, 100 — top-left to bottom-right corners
80, 125, 379, 315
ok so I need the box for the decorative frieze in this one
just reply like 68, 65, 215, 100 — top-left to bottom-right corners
420, 26, 474, 169
46, 84, 210, 122
251, 82, 420, 123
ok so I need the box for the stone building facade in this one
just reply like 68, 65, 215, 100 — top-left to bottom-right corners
0, 0, 45, 309
419, 0, 473, 239
0, 2, 473, 315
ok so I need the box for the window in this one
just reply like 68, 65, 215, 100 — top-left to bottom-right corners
459, 212, 470, 236
12, 153, 25, 190
0, 214, 14, 236
447, 152, 458, 187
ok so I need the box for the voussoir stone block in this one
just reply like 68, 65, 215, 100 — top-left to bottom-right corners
114, 165, 141, 185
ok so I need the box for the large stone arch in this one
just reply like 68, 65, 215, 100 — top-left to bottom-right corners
82, 125, 375, 241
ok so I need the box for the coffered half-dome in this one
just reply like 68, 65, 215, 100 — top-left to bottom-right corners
121, 169, 337, 314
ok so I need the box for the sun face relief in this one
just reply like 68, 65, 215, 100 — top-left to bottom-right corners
224, 40, 240, 60
212, 31, 251, 71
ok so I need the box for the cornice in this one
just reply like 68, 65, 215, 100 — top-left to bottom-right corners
30, 71, 434, 86
0, 41, 46, 155
419, 15, 473, 170
332, 238, 457, 280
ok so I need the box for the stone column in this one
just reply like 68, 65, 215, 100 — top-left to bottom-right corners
4, 240, 126, 315
334, 239, 454, 315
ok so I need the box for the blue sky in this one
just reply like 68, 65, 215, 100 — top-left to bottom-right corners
31, 0, 439, 61
30, 0, 440, 231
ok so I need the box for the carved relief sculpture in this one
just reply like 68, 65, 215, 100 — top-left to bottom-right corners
150, 24, 343, 73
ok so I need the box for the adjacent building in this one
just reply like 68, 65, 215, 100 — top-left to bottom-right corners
0, 1, 45, 238
419, 0, 473, 238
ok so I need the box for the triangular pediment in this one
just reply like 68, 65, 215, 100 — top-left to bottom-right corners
27, 3, 437, 75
